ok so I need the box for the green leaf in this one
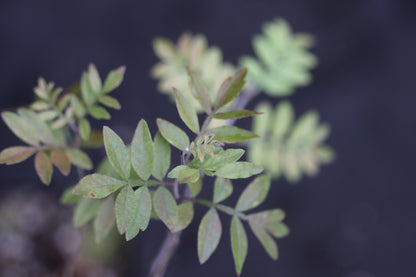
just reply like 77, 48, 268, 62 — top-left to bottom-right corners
81, 72, 95, 107
0, 146, 36, 165
66, 148, 93, 170
131, 120, 154, 180
202, 149, 245, 171
231, 216, 248, 275
79, 118, 91, 141
187, 178, 202, 197
35, 151, 53, 185
268, 222, 290, 239
70, 95, 86, 118
152, 132, 171, 181
157, 118, 190, 151
89, 105, 111, 120
115, 186, 139, 234
187, 67, 212, 114
213, 109, 261, 120
213, 177, 233, 204
73, 173, 127, 198
178, 166, 200, 184
198, 208, 222, 264
208, 126, 258, 143
153, 186, 178, 231
214, 68, 247, 111
103, 126, 130, 179
73, 198, 100, 228
216, 162, 263, 179
272, 101, 294, 140
88, 64, 102, 94
236, 174, 271, 212
50, 149, 71, 176
80, 130, 104, 148
60, 186, 82, 204
173, 202, 194, 232
173, 88, 200, 133
103, 66, 126, 93
126, 186, 152, 240
94, 197, 116, 243
17, 109, 56, 145
2, 111, 40, 146
247, 221, 278, 260
99, 95, 121, 110
246, 209, 289, 239
167, 165, 188, 178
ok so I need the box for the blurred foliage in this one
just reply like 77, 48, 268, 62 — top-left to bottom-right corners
248, 101, 334, 183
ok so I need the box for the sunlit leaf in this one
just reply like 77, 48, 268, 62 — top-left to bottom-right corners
173, 88, 200, 133
103, 126, 130, 179
198, 208, 222, 264
214, 68, 247, 111
208, 126, 258, 143
231, 216, 248, 275
213, 177, 233, 204
0, 146, 36, 165
157, 118, 189, 151
131, 120, 154, 180
73, 173, 127, 198
50, 149, 71, 176
115, 186, 139, 235
236, 174, 271, 212
152, 132, 171, 181
94, 197, 116, 243
216, 162, 263, 179
66, 148, 93, 170
103, 66, 126, 93
126, 186, 152, 240
73, 198, 100, 227
35, 151, 53, 185
153, 186, 178, 231
213, 109, 260, 120
173, 202, 194, 232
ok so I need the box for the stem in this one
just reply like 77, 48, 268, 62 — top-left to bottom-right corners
149, 231, 182, 277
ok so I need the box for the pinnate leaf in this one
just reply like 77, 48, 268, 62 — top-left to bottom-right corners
208, 126, 258, 143
157, 118, 189, 151
153, 187, 178, 231
231, 216, 248, 275
115, 186, 139, 234
103, 126, 130, 179
152, 132, 171, 181
198, 208, 222, 264
94, 197, 116, 243
214, 68, 247, 111
0, 146, 36, 165
50, 149, 71, 176
173, 88, 199, 133
213, 177, 233, 203
103, 66, 126, 93
35, 151, 53, 185
73, 173, 127, 198
216, 162, 263, 179
213, 109, 260, 120
236, 174, 271, 212
131, 120, 154, 180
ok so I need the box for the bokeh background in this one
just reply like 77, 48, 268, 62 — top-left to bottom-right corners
1, 0, 415, 276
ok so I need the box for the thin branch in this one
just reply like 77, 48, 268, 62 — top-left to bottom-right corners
149, 231, 182, 277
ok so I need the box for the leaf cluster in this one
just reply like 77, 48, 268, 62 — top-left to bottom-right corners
0, 64, 125, 185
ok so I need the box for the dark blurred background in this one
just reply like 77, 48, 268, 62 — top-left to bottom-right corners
1, 0, 415, 276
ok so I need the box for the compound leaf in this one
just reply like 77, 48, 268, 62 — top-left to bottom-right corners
103, 126, 130, 179
173, 88, 200, 133
208, 126, 258, 143
153, 186, 178, 231
152, 131, 171, 181
126, 186, 152, 240
214, 68, 247, 111
131, 119, 154, 180
103, 66, 126, 93
216, 162, 263, 179
73, 173, 127, 199
231, 216, 248, 275
157, 118, 189, 151
115, 186, 139, 235
236, 174, 271, 212
213, 177, 233, 204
